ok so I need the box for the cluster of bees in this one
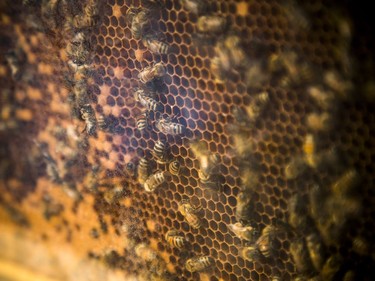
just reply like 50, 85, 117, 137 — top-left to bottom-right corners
41, 0, 127, 137
226, 91, 281, 265
39, 0, 107, 136
14, 0, 369, 280
214, 8, 364, 278
124, 2, 187, 194
125, 0, 360, 278
284, 67, 365, 280
124, 1, 217, 275
180, 0, 248, 83
163, 198, 214, 273
126, 0, 170, 55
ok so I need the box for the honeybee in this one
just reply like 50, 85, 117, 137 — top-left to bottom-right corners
74, 79, 90, 106
321, 254, 342, 281
125, 162, 137, 178
306, 112, 333, 132
228, 222, 259, 242
127, 8, 151, 40
210, 35, 246, 82
152, 140, 169, 164
290, 238, 314, 274
185, 256, 213, 273
73, 14, 100, 28
165, 229, 186, 248
307, 86, 334, 110
84, 0, 99, 17
197, 15, 226, 35
288, 194, 312, 232
144, 171, 166, 192
303, 134, 317, 168
80, 104, 97, 135
135, 243, 157, 261
97, 114, 107, 130
198, 169, 222, 192
136, 110, 150, 131
352, 236, 369, 256
41, 0, 59, 29
155, 116, 186, 135
138, 62, 166, 84
168, 159, 180, 175
285, 156, 307, 180
230, 134, 254, 157
256, 225, 278, 258
232, 106, 251, 128
241, 245, 261, 262
306, 232, 326, 271
67, 59, 90, 73
5, 49, 24, 80
240, 166, 260, 191
245, 92, 269, 120
66, 36, 91, 66
137, 157, 150, 184
235, 189, 254, 223
190, 141, 219, 174
35, 141, 62, 183
284, 0, 310, 31
245, 60, 270, 89
73, 0, 99, 28
331, 169, 358, 196
223, 35, 247, 68
323, 71, 352, 98
142, 36, 170, 54
103, 185, 125, 204
343, 271, 355, 281
133, 88, 163, 112
308, 184, 328, 223
71, 31, 86, 44
277, 52, 313, 87
210, 56, 226, 83
179, 0, 207, 15
178, 199, 202, 229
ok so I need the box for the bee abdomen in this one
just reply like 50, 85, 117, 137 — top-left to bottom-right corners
186, 213, 201, 229
290, 238, 314, 274
137, 158, 150, 184
136, 112, 148, 131
145, 39, 170, 54
185, 256, 213, 272
144, 171, 165, 192
158, 41, 169, 54
198, 170, 221, 191
165, 229, 185, 248
153, 140, 168, 163
172, 123, 186, 135
242, 246, 261, 262
168, 236, 185, 248
138, 71, 154, 84
144, 96, 163, 112
169, 160, 180, 175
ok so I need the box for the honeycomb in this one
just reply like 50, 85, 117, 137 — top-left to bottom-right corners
1, 0, 375, 280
